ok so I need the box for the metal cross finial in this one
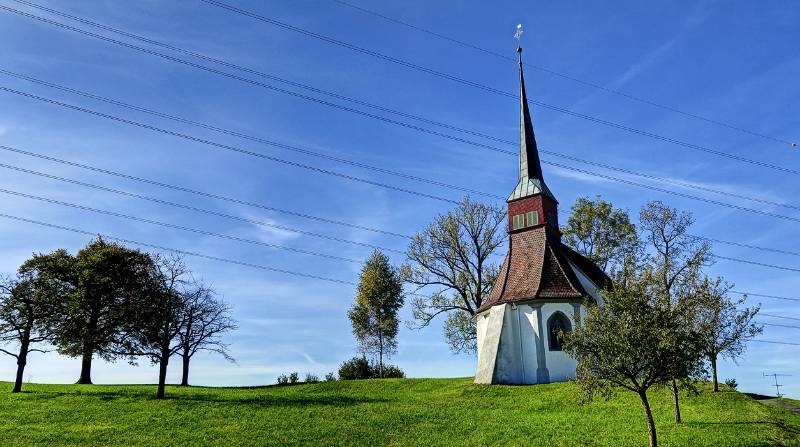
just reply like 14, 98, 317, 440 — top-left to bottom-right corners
514, 24, 523, 49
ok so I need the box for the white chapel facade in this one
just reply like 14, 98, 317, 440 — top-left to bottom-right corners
474, 48, 610, 385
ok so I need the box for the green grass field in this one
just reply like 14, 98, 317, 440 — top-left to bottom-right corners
1, 379, 799, 446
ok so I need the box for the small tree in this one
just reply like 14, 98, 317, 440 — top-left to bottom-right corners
694, 278, 762, 392
0, 251, 70, 393
178, 284, 237, 386
348, 250, 404, 377
562, 196, 639, 273
403, 197, 505, 353
564, 273, 700, 447
124, 254, 190, 399
639, 201, 711, 423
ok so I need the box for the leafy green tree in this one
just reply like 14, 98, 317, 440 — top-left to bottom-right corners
562, 196, 639, 272
694, 278, 762, 392
563, 271, 701, 447
54, 237, 154, 384
639, 201, 711, 423
349, 250, 404, 377
402, 197, 505, 353
124, 254, 191, 399
0, 251, 70, 392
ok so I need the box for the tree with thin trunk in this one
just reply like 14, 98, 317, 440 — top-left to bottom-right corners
124, 254, 190, 399
402, 197, 506, 353
562, 196, 640, 273
178, 284, 237, 387
563, 271, 700, 447
0, 251, 71, 393
639, 201, 711, 424
348, 250, 404, 377
53, 237, 153, 384
694, 277, 762, 392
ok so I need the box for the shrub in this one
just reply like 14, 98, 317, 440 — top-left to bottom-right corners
276, 374, 288, 385
288, 372, 299, 384
305, 373, 319, 384
724, 378, 738, 390
324, 372, 337, 382
381, 364, 405, 379
338, 357, 373, 380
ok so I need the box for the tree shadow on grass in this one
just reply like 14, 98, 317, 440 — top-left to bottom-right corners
19, 388, 388, 407
684, 420, 800, 436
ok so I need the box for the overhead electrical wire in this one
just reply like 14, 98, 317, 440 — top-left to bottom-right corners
0, 163, 407, 254
331, 0, 796, 148
195, 0, 800, 173
761, 322, 800, 330
3, 2, 798, 178
731, 291, 800, 303
0, 187, 370, 263
0, 213, 357, 285
7, 85, 800, 230
4, 68, 799, 215
761, 313, 800, 322
0, 86, 459, 205
4, 143, 799, 263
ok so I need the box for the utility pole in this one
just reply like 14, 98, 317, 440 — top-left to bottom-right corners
763, 373, 792, 398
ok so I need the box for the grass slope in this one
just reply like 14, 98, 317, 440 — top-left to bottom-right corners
1, 379, 799, 446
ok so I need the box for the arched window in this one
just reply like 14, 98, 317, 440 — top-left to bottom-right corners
547, 312, 572, 351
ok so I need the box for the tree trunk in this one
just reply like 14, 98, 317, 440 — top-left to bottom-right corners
671, 379, 681, 424
76, 344, 94, 385
639, 390, 658, 447
12, 336, 30, 393
711, 355, 719, 392
156, 354, 169, 399
180, 354, 190, 387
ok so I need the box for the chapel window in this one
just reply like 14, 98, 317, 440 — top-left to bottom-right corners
547, 312, 572, 351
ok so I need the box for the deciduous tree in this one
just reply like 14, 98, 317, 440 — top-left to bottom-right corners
124, 254, 190, 399
562, 196, 639, 273
178, 284, 237, 387
349, 250, 404, 377
402, 197, 505, 353
639, 201, 711, 423
563, 272, 700, 447
0, 251, 70, 392
54, 238, 153, 384
694, 278, 762, 392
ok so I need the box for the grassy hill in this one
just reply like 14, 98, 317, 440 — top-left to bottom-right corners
1, 378, 799, 446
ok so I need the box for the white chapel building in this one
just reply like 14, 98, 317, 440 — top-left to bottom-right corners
474, 47, 610, 385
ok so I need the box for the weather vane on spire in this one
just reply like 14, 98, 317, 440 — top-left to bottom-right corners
514, 24, 524, 51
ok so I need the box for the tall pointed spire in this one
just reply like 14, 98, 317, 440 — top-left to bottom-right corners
508, 46, 557, 203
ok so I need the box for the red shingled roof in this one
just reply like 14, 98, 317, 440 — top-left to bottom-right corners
477, 226, 608, 313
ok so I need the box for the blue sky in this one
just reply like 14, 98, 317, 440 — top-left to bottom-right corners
0, 0, 798, 397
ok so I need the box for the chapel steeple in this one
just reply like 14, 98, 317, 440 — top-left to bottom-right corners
508, 47, 557, 204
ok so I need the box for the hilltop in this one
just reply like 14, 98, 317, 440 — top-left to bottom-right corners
1, 379, 799, 446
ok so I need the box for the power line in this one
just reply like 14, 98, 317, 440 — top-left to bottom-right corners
0, 144, 412, 240
0, 163, 408, 255
714, 255, 800, 274
6, 68, 800, 215
761, 313, 800, 322
0, 213, 357, 286
6, 143, 799, 264
761, 322, 800, 330
331, 0, 796, 148
0, 68, 502, 201
753, 340, 800, 347
731, 292, 800, 303
196, 0, 800, 175
8, 85, 800, 231
5, 2, 798, 178
0, 188, 371, 263
0, 85, 459, 205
